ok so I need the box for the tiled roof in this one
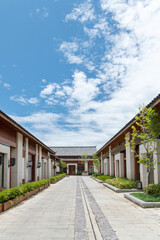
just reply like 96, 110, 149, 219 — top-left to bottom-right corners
50, 146, 97, 156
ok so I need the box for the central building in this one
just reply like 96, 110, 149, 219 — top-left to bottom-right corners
50, 146, 97, 175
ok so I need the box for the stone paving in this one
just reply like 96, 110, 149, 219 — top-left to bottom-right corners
85, 177, 160, 240
75, 177, 88, 240
0, 177, 76, 240
81, 178, 118, 240
0, 176, 160, 239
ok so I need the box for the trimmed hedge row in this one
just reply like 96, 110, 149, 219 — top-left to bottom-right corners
0, 174, 66, 204
50, 173, 66, 182
96, 175, 113, 181
0, 179, 50, 204
106, 178, 137, 189
92, 173, 104, 177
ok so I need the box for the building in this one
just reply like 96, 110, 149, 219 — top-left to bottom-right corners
97, 94, 160, 188
0, 110, 57, 190
50, 146, 97, 175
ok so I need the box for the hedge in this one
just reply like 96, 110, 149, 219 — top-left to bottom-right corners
144, 184, 160, 197
0, 179, 50, 204
106, 178, 137, 189
96, 175, 113, 181
92, 173, 104, 177
50, 173, 66, 182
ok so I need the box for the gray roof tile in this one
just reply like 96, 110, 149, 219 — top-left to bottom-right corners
50, 146, 97, 156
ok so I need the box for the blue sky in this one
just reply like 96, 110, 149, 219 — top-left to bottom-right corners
0, 0, 160, 149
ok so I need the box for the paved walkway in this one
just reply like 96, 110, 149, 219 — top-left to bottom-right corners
0, 177, 160, 240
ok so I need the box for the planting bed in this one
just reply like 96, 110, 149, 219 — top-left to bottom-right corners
124, 193, 160, 208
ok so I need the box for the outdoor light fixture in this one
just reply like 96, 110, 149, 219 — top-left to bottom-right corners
53, 165, 57, 169
8, 158, 16, 167
37, 162, 41, 168
0, 155, 4, 166
27, 161, 33, 168
136, 181, 142, 189
11, 158, 16, 166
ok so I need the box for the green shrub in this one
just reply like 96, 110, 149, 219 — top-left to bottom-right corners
0, 175, 66, 204
145, 184, 160, 197
50, 173, 66, 182
106, 178, 137, 189
0, 178, 50, 204
83, 170, 87, 173
96, 175, 113, 181
92, 173, 104, 177
77, 172, 82, 175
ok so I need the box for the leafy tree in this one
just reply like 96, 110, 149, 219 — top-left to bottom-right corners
126, 105, 160, 188
80, 152, 89, 171
58, 160, 67, 172
92, 153, 100, 173
81, 152, 89, 160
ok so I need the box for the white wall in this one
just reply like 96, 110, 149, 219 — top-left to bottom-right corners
114, 152, 124, 178
0, 143, 10, 188
125, 132, 135, 180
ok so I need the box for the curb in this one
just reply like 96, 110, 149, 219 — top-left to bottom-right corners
92, 177, 103, 183
103, 183, 140, 193
124, 193, 160, 208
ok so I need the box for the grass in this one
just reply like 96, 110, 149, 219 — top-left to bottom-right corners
131, 193, 160, 202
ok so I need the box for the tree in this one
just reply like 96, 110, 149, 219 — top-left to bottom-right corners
58, 160, 67, 172
80, 152, 89, 161
126, 105, 160, 188
80, 152, 89, 171
92, 153, 100, 173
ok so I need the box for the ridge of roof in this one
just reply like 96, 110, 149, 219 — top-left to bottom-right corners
50, 146, 96, 148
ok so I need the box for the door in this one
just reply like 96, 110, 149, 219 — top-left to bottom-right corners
0, 154, 4, 188
69, 165, 75, 175
32, 155, 35, 181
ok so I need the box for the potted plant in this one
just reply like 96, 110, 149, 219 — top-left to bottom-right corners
82, 170, 88, 176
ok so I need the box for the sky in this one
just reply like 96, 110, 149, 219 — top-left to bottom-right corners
0, 0, 160, 150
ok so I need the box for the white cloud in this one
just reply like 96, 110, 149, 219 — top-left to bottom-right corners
59, 41, 83, 64
29, 7, 49, 18
65, 0, 95, 23
10, 112, 59, 131
69, 70, 100, 105
63, 86, 72, 95
40, 83, 60, 98
84, 18, 108, 38
45, 98, 59, 105
10, 111, 103, 147
42, 79, 46, 83
10, 95, 39, 105
27, 97, 39, 104
55, 90, 65, 97
3, 83, 11, 89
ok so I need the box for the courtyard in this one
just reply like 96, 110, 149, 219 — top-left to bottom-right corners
0, 176, 160, 240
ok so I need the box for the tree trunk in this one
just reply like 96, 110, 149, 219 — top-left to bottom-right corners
146, 171, 150, 193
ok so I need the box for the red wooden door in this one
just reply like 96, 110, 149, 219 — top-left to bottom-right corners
69, 165, 75, 175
